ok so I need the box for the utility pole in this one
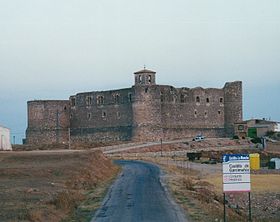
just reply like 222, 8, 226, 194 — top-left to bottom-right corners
68, 128, 71, 149
160, 138, 163, 157
56, 110, 59, 143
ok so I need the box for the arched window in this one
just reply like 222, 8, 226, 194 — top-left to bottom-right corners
114, 94, 120, 104
148, 75, 152, 83
196, 96, 200, 103
97, 96, 104, 105
86, 96, 93, 105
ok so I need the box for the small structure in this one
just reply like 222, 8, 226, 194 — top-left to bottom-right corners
0, 125, 12, 151
249, 153, 260, 170
235, 119, 279, 138
269, 158, 280, 170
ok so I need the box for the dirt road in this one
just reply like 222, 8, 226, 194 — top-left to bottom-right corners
92, 160, 187, 222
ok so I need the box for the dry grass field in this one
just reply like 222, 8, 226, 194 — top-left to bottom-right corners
0, 149, 119, 222
206, 173, 280, 193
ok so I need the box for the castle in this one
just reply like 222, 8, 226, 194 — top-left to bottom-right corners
26, 68, 243, 145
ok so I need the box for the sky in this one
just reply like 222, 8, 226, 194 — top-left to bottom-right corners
0, 0, 279, 144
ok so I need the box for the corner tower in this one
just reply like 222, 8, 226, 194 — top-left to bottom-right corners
223, 81, 243, 136
132, 68, 162, 141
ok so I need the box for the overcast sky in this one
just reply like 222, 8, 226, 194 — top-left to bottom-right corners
0, 0, 279, 143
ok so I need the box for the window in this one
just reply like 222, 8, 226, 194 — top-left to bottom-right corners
139, 75, 142, 83
148, 75, 152, 83
160, 92, 164, 102
64, 106, 67, 111
71, 98, 76, 107
220, 97, 223, 103
238, 125, 244, 131
145, 88, 148, 93
102, 111, 106, 118
194, 110, 197, 118
204, 111, 208, 118
97, 96, 104, 105
218, 110, 221, 115
206, 98, 210, 103
114, 94, 120, 104
87, 113, 91, 120
128, 93, 132, 102
117, 112, 121, 119
86, 96, 93, 105
196, 96, 200, 103
180, 94, 185, 103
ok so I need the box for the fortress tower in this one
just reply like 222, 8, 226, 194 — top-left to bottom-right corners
132, 69, 162, 141
224, 81, 243, 135
26, 100, 70, 144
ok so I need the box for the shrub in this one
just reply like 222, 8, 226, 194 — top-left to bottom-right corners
251, 137, 261, 144
232, 135, 239, 140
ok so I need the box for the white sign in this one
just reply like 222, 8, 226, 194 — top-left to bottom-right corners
223, 154, 251, 192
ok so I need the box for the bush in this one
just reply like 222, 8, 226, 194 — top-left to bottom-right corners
265, 131, 275, 137
232, 135, 239, 140
251, 137, 261, 144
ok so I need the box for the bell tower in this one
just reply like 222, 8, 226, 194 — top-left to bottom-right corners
132, 67, 162, 141
134, 67, 156, 86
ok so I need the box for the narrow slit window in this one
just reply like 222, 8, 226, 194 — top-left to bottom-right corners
87, 113, 91, 119
71, 98, 76, 107
128, 93, 132, 102
114, 94, 120, 104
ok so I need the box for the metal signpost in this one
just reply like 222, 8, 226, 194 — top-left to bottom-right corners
222, 154, 251, 222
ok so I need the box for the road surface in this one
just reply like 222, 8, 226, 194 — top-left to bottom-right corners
92, 160, 187, 222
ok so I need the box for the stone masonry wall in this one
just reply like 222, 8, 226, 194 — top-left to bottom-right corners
224, 81, 243, 136
26, 78, 242, 144
69, 88, 133, 143
131, 85, 163, 141
26, 100, 70, 144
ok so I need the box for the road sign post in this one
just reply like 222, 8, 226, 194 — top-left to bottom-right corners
222, 154, 251, 221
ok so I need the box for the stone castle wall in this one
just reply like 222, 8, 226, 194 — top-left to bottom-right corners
25, 70, 242, 145
26, 100, 70, 144
69, 88, 133, 143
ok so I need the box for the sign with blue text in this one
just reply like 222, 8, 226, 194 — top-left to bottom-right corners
223, 154, 251, 192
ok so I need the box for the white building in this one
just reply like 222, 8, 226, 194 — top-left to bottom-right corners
0, 125, 12, 151
275, 123, 280, 132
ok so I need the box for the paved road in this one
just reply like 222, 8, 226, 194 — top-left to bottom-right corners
92, 160, 187, 222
